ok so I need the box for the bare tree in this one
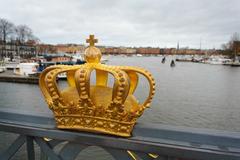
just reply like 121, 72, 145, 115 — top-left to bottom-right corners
229, 32, 240, 51
221, 43, 229, 50
15, 25, 34, 43
0, 18, 14, 42
221, 32, 240, 56
0, 28, 2, 41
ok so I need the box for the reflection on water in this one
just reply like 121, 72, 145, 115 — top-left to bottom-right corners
1, 56, 240, 131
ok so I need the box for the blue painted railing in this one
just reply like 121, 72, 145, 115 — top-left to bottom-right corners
0, 108, 240, 160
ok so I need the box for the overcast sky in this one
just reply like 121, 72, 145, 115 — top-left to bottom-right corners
0, 0, 239, 49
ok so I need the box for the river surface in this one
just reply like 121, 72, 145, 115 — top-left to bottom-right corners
1, 55, 240, 159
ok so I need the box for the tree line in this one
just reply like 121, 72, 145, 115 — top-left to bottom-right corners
0, 18, 39, 44
221, 32, 240, 57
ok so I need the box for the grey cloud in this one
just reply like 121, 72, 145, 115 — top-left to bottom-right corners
0, 0, 239, 48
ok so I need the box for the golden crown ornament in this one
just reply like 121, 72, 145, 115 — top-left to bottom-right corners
39, 35, 155, 137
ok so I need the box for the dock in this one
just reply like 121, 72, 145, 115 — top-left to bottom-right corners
0, 70, 39, 84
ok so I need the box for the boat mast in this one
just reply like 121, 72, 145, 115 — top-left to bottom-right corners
177, 41, 179, 55
199, 38, 202, 54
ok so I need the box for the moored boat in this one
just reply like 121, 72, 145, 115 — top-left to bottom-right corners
230, 56, 240, 67
14, 63, 39, 76
205, 56, 232, 65
176, 55, 194, 62
0, 67, 6, 73
0, 61, 6, 73
231, 61, 240, 67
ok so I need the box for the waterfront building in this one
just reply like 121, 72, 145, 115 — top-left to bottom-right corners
36, 44, 57, 54
43, 53, 72, 62
0, 40, 36, 60
35, 43, 223, 56
101, 47, 137, 55
137, 47, 160, 55
55, 44, 85, 54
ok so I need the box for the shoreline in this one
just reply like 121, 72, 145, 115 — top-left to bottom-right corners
0, 70, 39, 84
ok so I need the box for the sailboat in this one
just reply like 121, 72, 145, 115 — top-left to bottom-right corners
170, 42, 178, 67
231, 57, 240, 67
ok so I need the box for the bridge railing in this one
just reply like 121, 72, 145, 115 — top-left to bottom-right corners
0, 108, 240, 160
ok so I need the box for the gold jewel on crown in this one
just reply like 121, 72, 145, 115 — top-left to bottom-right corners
39, 35, 155, 137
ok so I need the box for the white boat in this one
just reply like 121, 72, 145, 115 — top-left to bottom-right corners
57, 72, 67, 79
0, 66, 6, 73
14, 63, 39, 76
71, 54, 85, 63
230, 56, 240, 67
136, 54, 143, 57
5, 62, 20, 70
205, 56, 232, 65
176, 55, 193, 62
72, 53, 108, 64
4, 56, 21, 70
231, 61, 240, 67
0, 61, 6, 73
206, 58, 223, 65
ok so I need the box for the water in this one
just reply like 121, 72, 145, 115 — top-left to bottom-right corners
1, 55, 240, 159
109, 56, 240, 131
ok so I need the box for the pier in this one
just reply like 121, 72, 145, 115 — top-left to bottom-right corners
0, 70, 38, 84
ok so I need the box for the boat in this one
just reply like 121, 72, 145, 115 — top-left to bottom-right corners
37, 60, 85, 79
230, 55, 240, 67
175, 55, 194, 62
71, 54, 86, 64
205, 56, 232, 65
231, 62, 240, 67
0, 67, 6, 73
72, 53, 108, 64
206, 58, 223, 65
170, 60, 176, 67
0, 61, 6, 73
14, 63, 39, 76
230, 58, 240, 67
5, 62, 20, 70
192, 56, 204, 63
4, 56, 21, 70
136, 54, 143, 57
161, 57, 166, 63
57, 72, 67, 79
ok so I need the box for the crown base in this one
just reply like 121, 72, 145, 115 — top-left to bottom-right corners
55, 115, 135, 137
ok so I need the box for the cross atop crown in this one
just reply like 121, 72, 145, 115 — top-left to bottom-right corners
86, 35, 98, 47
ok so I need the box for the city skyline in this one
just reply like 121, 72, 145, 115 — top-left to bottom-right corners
0, 0, 240, 49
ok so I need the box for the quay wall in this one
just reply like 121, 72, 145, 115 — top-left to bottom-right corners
0, 76, 38, 84
0, 71, 39, 84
